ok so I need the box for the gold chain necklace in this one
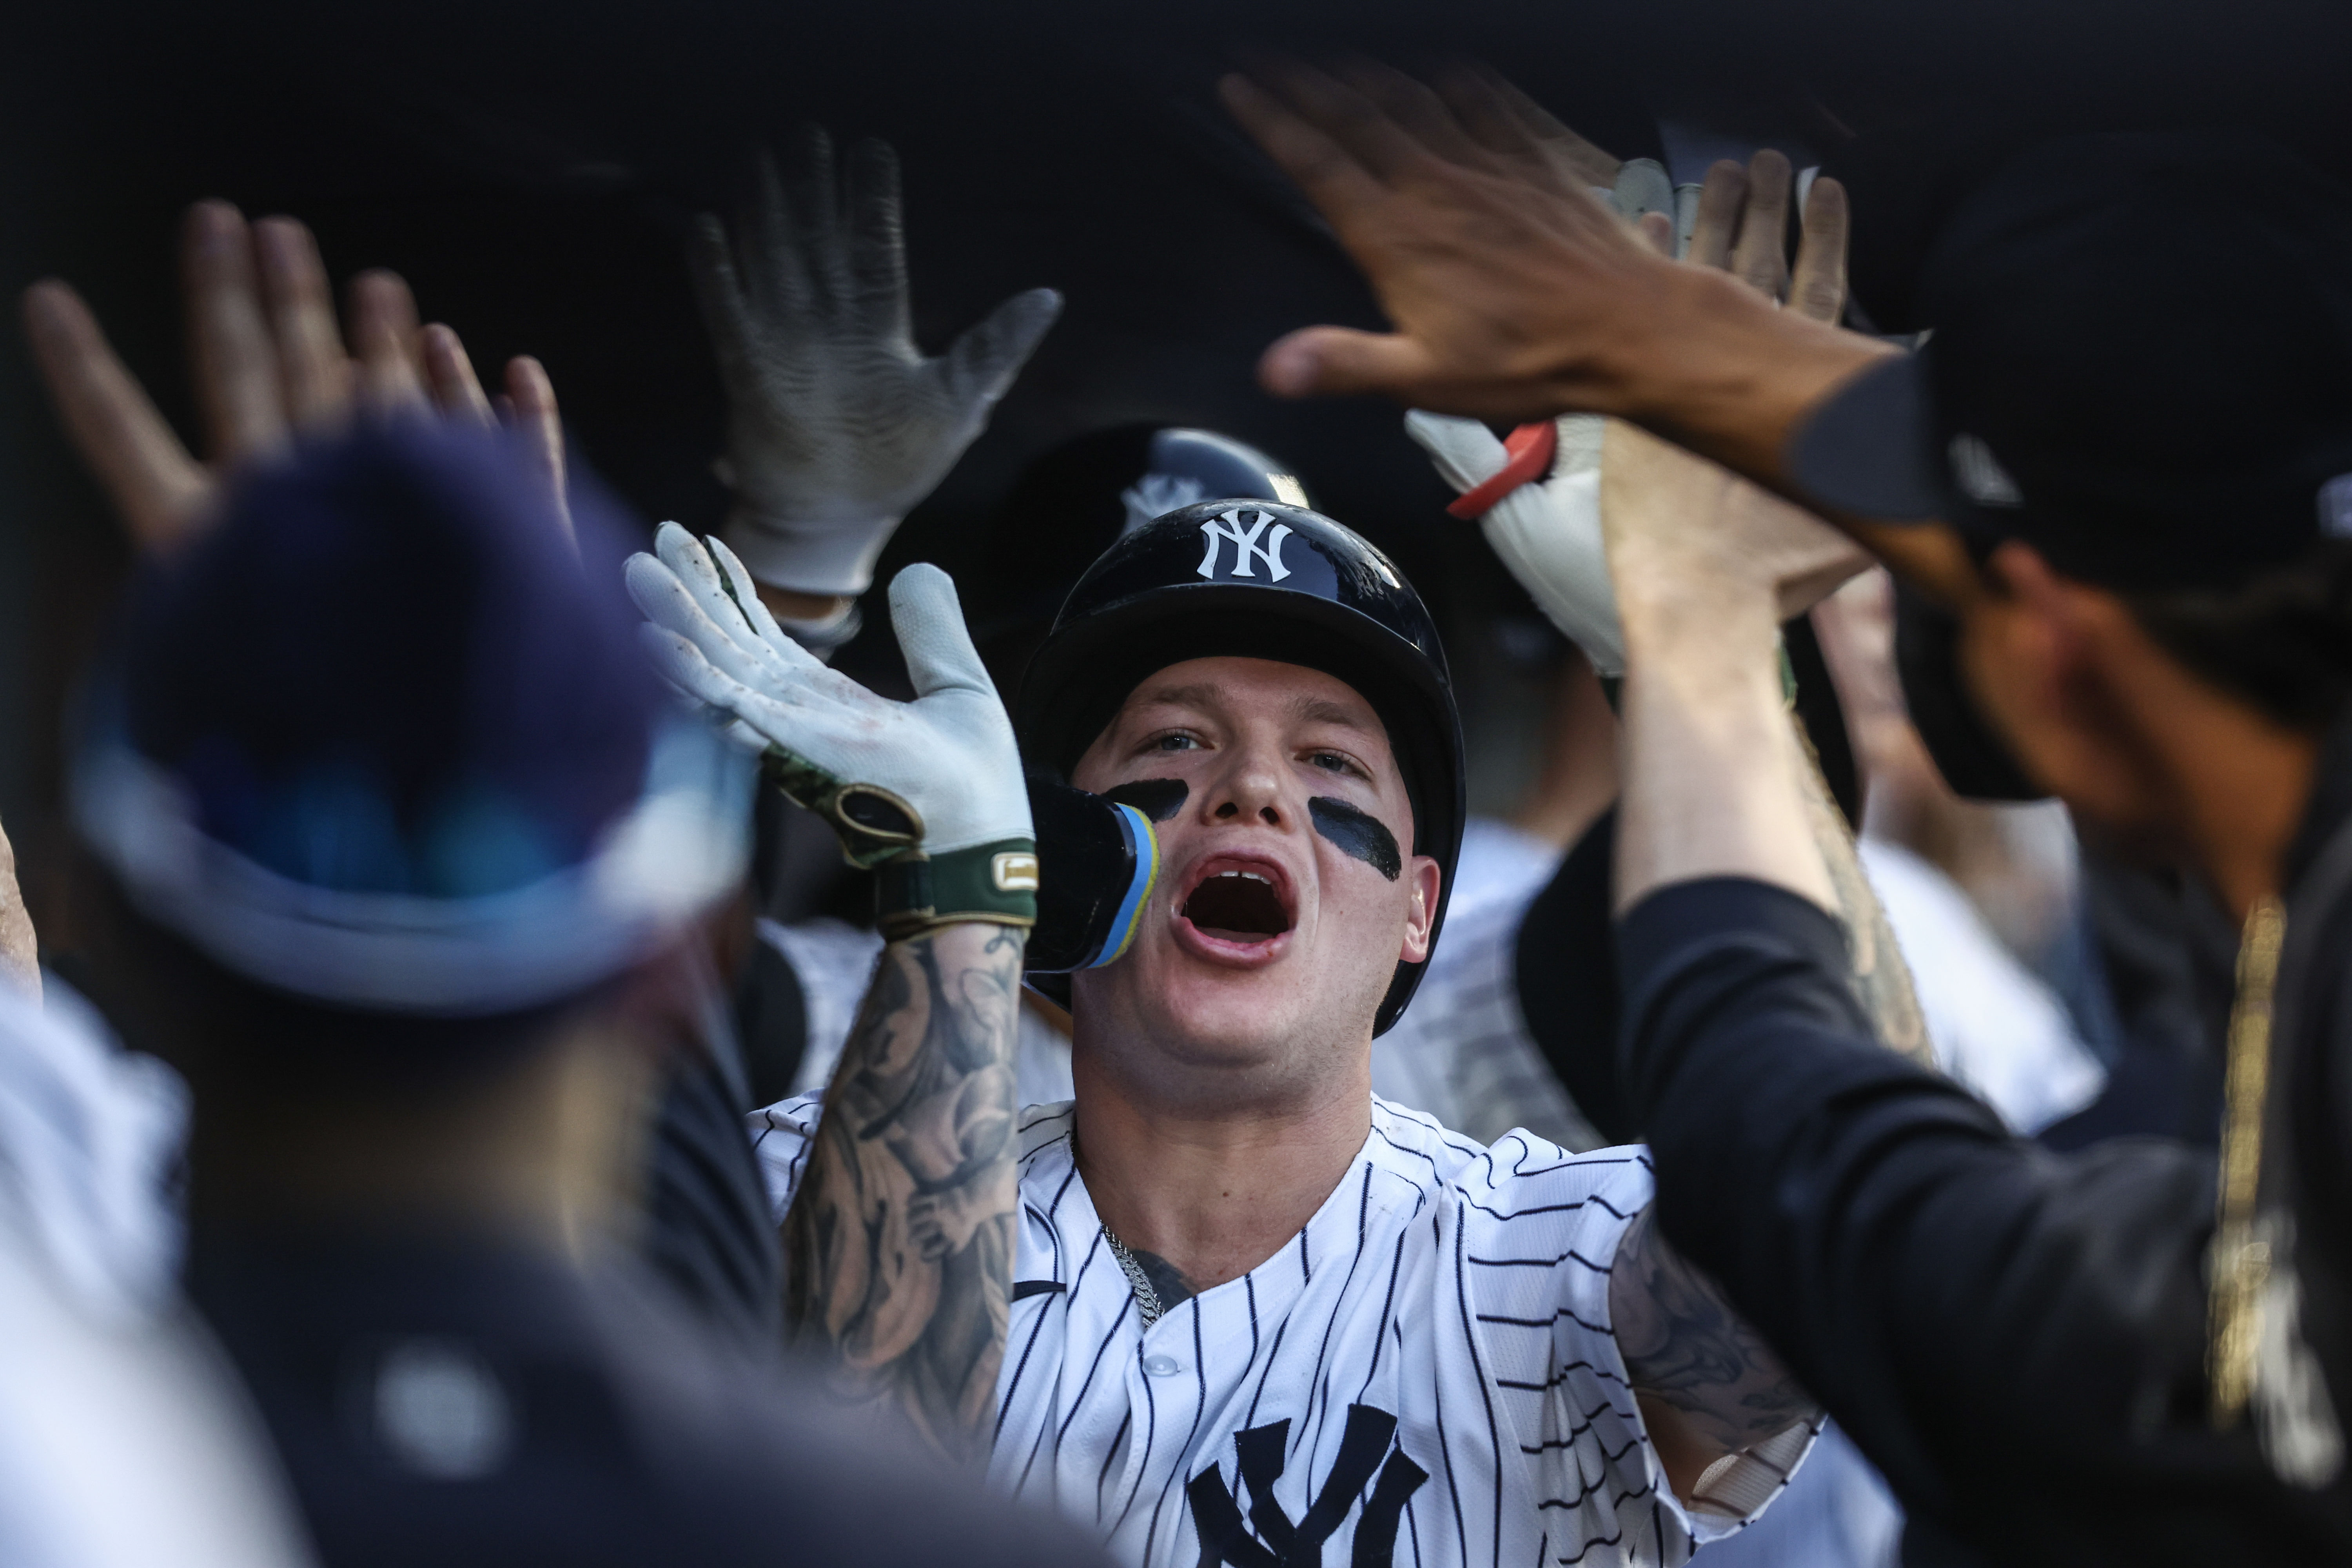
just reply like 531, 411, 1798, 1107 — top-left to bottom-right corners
2209, 895, 2288, 1428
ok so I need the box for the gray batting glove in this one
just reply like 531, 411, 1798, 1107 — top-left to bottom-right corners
689, 129, 1063, 597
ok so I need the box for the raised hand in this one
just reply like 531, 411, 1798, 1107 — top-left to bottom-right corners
23, 201, 568, 552
630, 525, 1029, 1457
1408, 144, 1861, 675
626, 524, 1031, 861
688, 131, 1063, 597
1220, 59, 1886, 492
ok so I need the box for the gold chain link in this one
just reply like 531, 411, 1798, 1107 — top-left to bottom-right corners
2209, 895, 2288, 1428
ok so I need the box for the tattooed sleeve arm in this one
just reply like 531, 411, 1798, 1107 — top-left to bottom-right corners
782, 920, 1025, 1462
1611, 1205, 1818, 1497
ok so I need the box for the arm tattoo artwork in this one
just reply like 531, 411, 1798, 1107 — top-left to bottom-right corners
782, 921, 1025, 1462
1611, 1207, 1817, 1458
1791, 712, 1935, 1069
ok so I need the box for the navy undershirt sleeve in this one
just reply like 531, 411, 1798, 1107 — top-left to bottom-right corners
1614, 877, 2308, 1559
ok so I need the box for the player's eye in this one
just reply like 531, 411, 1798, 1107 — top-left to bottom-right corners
1307, 750, 1365, 779
1148, 731, 1202, 754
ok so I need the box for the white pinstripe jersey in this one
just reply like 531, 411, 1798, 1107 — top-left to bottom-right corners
750, 1095, 1814, 1568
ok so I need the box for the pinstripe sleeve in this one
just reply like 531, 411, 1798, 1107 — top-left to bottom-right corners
743, 1093, 825, 1225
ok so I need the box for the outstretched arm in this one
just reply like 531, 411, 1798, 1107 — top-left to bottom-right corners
784, 921, 1023, 1459
628, 529, 1033, 1460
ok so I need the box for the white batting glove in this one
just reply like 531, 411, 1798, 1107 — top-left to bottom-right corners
688, 131, 1063, 597
1405, 411, 1623, 676
1399, 162, 1709, 677
625, 523, 1031, 861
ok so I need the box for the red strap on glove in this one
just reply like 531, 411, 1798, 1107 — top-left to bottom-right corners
1444, 420, 1558, 520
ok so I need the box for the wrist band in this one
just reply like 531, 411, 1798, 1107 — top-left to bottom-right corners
875, 838, 1040, 941
1445, 421, 1558, 520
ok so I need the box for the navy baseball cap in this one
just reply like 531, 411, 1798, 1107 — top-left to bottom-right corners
1790, 131, 2352, 593
73, 421, 750, 1016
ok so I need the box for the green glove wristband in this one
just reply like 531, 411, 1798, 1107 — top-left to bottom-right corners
875, 838, 1039, 942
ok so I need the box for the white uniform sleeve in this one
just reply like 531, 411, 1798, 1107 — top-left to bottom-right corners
744, 1094, 826, 1226
1460, 1142, 1817, 1563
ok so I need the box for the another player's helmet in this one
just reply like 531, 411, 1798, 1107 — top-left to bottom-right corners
1016, 499, 1463, 1035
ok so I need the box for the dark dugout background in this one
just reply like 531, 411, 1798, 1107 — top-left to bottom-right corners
1, 0, 2347, 935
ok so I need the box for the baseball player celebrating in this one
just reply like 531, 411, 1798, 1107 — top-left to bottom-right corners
630, 501, 1818, 1566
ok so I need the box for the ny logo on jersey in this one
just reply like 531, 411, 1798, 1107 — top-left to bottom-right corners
1186, 1405, 1428, 1568
1195, 507, 1293, 583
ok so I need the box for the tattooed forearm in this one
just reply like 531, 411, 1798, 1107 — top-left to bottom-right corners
782, 921, 1025, 1463
1612, 1207, 1816, 1456
1791, 712, 1934, 1068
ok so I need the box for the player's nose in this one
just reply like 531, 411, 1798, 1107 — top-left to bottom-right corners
1202, 733, 1293, 831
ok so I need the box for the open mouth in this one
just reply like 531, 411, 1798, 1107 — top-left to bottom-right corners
1178, 859, 1295, 944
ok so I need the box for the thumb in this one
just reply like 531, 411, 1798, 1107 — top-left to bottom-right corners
1403, 409, 1509, 496
1257, 326, 1433, 401
944, 286, 1063, 408
888, 563, 994, 701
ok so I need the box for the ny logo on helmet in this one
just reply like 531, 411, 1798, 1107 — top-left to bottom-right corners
1196, 508, 1292, 583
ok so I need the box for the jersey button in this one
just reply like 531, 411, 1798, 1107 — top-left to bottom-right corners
1142, 1354, 1182, 1377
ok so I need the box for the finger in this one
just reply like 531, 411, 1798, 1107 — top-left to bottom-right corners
1258, 324, 1434, 402
1334, 58, 1495, 171
346, 270, 428, 409
636, 622, 806, 740
629, 544, 805, 695
502, 356, 570, 534
657, 523, 823, 676
1788, 175, 1851, 325
704, 534, 803, 653
887, 564, 992, 701
684, 214, 768, 406
1635, 211, 1674, 256
741, 150, 816, 323
783, 125, 846, 311
1672, 183, 1704, 259
1729, 149, 1793, 301
1612, 159, 1674, 227
419, 325, 495, 425
252, 217, 353, 426
1401, 408, 1510, 495
1683, 160, 1747, 271
1428, 64, 1569, 193
1460, 64, 1620, 187
1258, 61, 1444, 185
846, 137, 910, 339
941, 287, 1062, 408
22, 280, 209, 549
180, 201, 287, 465
1219, 73, 1389, 227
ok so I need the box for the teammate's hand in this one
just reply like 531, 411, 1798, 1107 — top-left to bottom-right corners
689, 130, 1063, 598
1602, 153, 1865, 621
22, 202, 569, 553
1603, 423, 1870, 629
626, 524, 1031, 858
1408, 160, 1851, 670
1217, 60, 1677, 421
